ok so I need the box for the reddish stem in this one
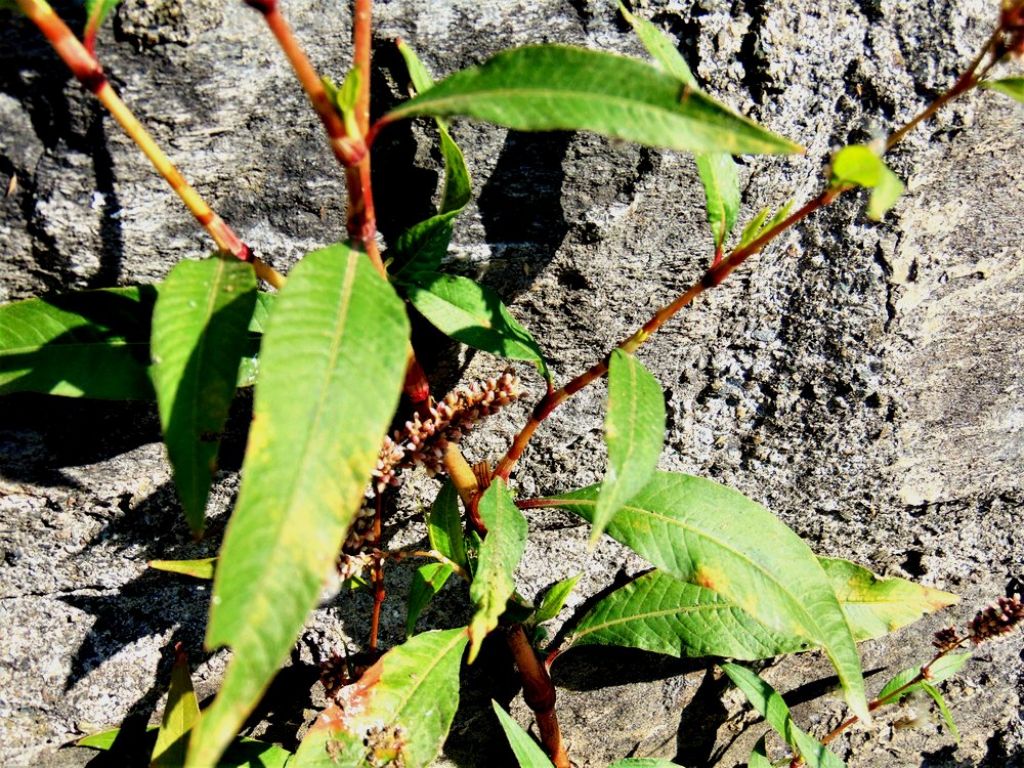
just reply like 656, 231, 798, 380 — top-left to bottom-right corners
506, 624, 570, 768
368, 492, 385, 651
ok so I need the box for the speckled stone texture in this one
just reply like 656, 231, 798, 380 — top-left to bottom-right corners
0, 0, 1022, 766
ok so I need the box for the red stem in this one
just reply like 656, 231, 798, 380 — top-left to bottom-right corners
506, 624, 570, 768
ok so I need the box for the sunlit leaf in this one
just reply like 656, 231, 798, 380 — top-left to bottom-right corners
694, 152, 740, 251
980, 77, 1024, 104
737, 207, 771, 249
921, 681, 959, 743
384, 46, 802, 156
188, 243, 410, 767
618, 1, 696, 87
877, 652, 971, 703
830, 145, 903, 221
748, 735, 772, 768
534, 574, 580, 625
151, 254, 257, 534
400, 271, 549, 379
593, 350, 665, 544
148, 558, 216, 580
492, 700, 555, 768
293, 628, 468, 768
151, 646, 200, 767
426, 479, 468, 569
722, 663, 846, 768
567, 560, 955, 659
468, 479, 528, 662
534, 473, 868, 720
76, 725, 289, 767
0, 287, 155, 399
406, 562, 454, 638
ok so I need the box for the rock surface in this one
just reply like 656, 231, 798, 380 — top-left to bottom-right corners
1, 0, 1022, 766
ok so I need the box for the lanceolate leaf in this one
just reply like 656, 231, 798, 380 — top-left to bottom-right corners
491, 701, 555, 768
400, 271, 549, 379
536, 473, 869, 720
151, 254, 257, 534
534, 574, 581, 624
593, 350, 666, 544
426, 480, 468, 569
748, 735, 772, 768
293, 628, 468, 768
618, 1, 697, 87
188, 244, 410, 767
384, 46, 802, 156
151, 647, 200, 768
877, 652, 971, 703
148, 557, 216, 580
0, 286, 155, 399
818, 557, 957, 639
721, 663, 846, 768
76, 726, 289, 767
469, 479, 529, 661
406, 562, 454, 637
980, 77, 1024, 104
695, 152, 740, 250
921, 681, 960, 742
566, 560, 956, 659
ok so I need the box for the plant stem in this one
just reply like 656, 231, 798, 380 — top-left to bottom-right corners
368, 492, 385, 651
505, 624, 570, 768
493, 21, 999, 481
18, 0, 285, 288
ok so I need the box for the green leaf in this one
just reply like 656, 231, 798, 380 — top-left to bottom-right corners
0, 287, 155, 399
921, 681, 959, 743
694, 153, 740, 250
293, 628, 468, 768
391, 41, 473, 278
235, 292, 274, 388
980, 77, 1024, 104
748, 735, 772, 768
567, 560, 956, 660
426, 480, 468, 568
721, 663, 846, 768
491, 701, 555, 768
818, 557, 957, 640
534, 574, 581, 625
829, 145, 903, 221
618, 2, 697, 87
151, 254, 257, 534
76, 726, 289, 767
737, 207, 771, 250
468, 478, 528, 662
188, 243, 410, 767
148, 558, 216, 580
152, 647, 200, 767
593, 350, 666, 544
877, 652, 971, 703
385, 45, 802, 156
536, 473, 869, 721
406, 562, 454, 638
400, 271, 549, 379
567, 570, 811, 659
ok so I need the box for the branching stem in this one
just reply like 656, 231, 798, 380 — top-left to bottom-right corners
18, 0, 284, 288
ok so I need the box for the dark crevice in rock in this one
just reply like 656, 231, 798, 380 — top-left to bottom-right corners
85, 115, 125, 289
738, 0, 782, 105
566, 0, 593, 32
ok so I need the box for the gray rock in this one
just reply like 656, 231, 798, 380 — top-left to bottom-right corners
1, 0, 1021, 766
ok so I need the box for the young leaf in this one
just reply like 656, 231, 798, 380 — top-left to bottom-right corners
818, 557, 957, 640
391, 217, 456, 278
148, 558, 216, 580
748, 735, 772, 768
384, 46, 802, 156
721, 662, 846, 768
491, 701, 555, 768
536, 473, 869, 721
980, 77, 1024, 104
151, 254, 257, 534
534, 574, 581, 625
829, 145, 904, 221
406, 562, 454, 638
694, 152, 741, 251
593, 350, 666, 544
292, 628, 468, 768
737, 207, 771, 249
877, 652, 971, 703
468, 479, 529, 662
426, 480, 468, 569
84, 0, 123, 50
921, 681, 960, 742
151, 646, 200, 767
0, 286, 155, 399
400, 271, 549, 379
188, 243, 410, 767
566, 560, 956, 660
618, 2, 697, 87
